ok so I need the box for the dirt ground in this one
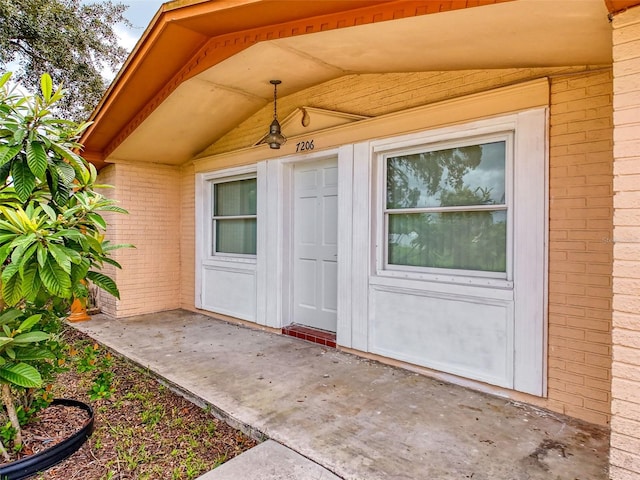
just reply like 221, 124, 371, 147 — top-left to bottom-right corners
14, 328, 257, 480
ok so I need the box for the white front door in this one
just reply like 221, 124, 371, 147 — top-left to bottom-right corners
292, 158, 338, 332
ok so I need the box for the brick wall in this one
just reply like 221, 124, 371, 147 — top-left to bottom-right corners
547, 69, 614, 426
611, 6, 640, 479
97, 162, 182, 317
96, 165, 118, 317
180, 164, 196, 310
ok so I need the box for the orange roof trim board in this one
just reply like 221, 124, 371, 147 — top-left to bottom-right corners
605, 0, 640, 15
81, 0, 513, 166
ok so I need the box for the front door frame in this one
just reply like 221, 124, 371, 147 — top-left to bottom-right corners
280, 148, 343, 334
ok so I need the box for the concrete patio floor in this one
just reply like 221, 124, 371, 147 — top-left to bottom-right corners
73, 309, 609, 480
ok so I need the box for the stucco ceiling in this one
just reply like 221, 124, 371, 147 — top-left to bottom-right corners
103, 0, 613, 166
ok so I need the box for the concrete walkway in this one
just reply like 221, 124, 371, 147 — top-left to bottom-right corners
197, 440, 341, 480
73, 310, 610, 480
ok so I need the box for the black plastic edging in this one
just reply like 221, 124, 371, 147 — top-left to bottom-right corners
0, 399, 95, 480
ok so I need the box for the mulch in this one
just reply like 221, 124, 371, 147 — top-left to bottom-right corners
1, 327, 257, 480
19, 404, 90, 458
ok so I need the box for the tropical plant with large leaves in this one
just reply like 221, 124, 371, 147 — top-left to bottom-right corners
0, 71, 128, 457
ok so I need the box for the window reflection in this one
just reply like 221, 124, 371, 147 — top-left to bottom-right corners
387, 142, 506, 208
386, 141, 507, 273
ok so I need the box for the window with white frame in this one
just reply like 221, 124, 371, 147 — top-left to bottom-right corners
211, 177, 257, 256
384, 134, 512, 277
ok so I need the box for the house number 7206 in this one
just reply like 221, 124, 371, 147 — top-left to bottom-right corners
295, 140, 314, 153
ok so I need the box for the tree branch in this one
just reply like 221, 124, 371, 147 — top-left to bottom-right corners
1, 383, 22, 449
7, 39, 50, 66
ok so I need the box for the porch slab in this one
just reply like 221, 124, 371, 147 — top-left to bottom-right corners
72, 310, 609, 480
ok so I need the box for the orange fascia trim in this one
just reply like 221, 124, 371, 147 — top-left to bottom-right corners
84, 0, 513, 165
605, 0, 640, 14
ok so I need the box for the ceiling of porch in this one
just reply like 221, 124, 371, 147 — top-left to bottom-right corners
82, 0, 615, 168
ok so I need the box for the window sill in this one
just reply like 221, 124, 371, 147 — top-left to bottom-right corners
373, 269, 514, 291
204, 255, 257, 266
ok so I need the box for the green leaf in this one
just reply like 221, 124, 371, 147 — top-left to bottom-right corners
0, 161, 12, 184
0, 337, 13, 350
14, 347, 56, 361
86, 212, 107, 230
101, 257, 122, 269
0, 145, 21, 167
87, 270, 120, 299
0, 363, 42, 388
17, 314, 42, 333
85, 234, 103, 254
46, 165, 59, 198
40, 257, 71, 297
0, 72, 12, 89
11, 160, 36, 202
40, 203, 57, 222
71, 258, 90, 284
0, 244, 11, 265
0, 230, 16, 243
49, 243, 72, 274
5, 347, 14, 360
52, 177, 70, 206
2, 325, 10, 337
1, 271, 22, 306
19, 251, 39, 279
21, 262, 41, 302
54, 162, 76, 185
2, 207, 30, 231
1, 263, 19, 284
50, 229, 84, 241
36, 244, 46, 267
9, 232, 37, 248
12, 128, 26, 146
17, 242, 38, 272
12, 331, 50, 344
63, 246, 82, 264
50, 84, 64, 104
26, 141, 48, 179
1, 263, 21, 307
0, 309, 22, 326
96, 205, 128, 214
88, 162, 98, 183
73, 281, 89, 298
0, 219, 22, 235
10, 233, 37, 264
40, 73, 53, 102
49, 143, 87, 180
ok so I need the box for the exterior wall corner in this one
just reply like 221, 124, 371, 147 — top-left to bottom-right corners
611, 5, 640, 479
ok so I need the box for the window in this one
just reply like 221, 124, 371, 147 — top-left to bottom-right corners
212, 177, 257, 255
384, 136, 510, 276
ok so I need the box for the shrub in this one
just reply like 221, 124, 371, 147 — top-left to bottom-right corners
0, 71, 128, 457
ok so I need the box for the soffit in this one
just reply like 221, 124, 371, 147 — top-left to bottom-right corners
82, 0, 408, 166
89, 0, 613, 167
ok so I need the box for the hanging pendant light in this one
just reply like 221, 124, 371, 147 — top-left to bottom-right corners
265, 80, 286, 149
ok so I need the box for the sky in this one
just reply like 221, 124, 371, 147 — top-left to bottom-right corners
115, 0, 166, 51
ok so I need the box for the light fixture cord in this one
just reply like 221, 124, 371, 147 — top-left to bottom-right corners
273, 83, 278, 120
